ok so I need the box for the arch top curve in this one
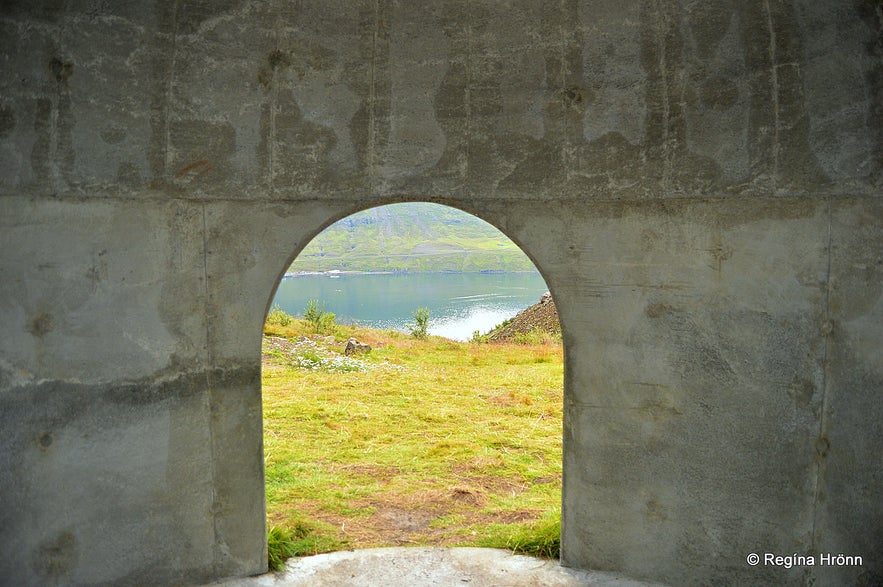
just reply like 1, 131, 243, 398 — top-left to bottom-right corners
261, 199, 565, 326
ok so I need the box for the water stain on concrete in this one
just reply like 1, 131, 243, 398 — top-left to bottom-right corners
30, 531, 78, 580
28, 311, 53, 338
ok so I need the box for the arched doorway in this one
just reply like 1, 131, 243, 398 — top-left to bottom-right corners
260, 202, 563, 566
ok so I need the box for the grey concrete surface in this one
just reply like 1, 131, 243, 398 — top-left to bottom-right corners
0, 1, 880, 586
207, 548, 667, 587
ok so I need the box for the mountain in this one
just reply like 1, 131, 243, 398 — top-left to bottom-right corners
288, 203, 537, 273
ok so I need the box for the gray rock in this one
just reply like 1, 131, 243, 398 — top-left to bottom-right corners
344, 338, 371, 356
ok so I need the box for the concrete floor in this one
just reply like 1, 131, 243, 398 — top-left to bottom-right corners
207, 547, 667, 587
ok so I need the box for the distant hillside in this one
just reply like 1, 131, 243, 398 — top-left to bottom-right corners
289, 203, 537, 273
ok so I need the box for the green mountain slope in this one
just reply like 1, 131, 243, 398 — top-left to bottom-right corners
289, 203, 536, 273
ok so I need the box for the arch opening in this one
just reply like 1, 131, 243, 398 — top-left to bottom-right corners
260, 202, 564, 566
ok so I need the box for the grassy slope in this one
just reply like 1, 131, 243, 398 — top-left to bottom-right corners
262, 316, 563, 560
290, 203, 536, 273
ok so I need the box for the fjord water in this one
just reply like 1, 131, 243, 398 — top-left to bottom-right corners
272, 271, 549, 341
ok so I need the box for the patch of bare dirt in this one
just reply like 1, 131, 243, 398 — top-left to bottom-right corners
487, 390, 533, 407
286, 485, 547, 549
452, 475, 530, 496
333, 463, 402, 478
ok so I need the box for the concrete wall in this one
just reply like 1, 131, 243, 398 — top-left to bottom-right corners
0, 1, 879, 585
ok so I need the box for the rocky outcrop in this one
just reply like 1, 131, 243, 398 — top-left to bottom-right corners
486, 292, 560, 342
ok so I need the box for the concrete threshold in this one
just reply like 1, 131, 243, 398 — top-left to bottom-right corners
207, 547, 667, 587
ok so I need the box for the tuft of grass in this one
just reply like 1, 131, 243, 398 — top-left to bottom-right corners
267, 525, 297, 571
267, 520, 347, 571
476, 508, 561, 559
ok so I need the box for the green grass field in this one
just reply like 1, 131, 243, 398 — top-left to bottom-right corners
262, 313, 563, 568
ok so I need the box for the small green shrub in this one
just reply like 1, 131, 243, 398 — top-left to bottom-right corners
304, 300, 336, 334
318, 311, 337, 335
410, 307, 430, 339
470, 330, 489, 343
266, 305, 293, 327
303, 299, 323, 331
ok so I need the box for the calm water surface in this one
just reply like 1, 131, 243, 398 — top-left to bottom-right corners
272, 272, 549, 341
